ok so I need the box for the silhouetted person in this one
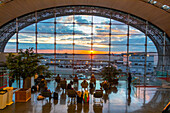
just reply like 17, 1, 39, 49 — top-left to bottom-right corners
90, 87, 95, 95
34, 73, 38, 83
73, 74, 78, 85
77, 91, 83, 103
128, 73, 132, 90
67, 81, 73, 90
39, 79, 46, 91
90, 74, 96, 87
55, 74, 61, 83
60, 78, 67, 92
43, 87, 51, 93
55, 84, 61, 92
70, 80, 73, 85
89, 81, 94, 89
67, 88, 77, 104
101, 80, 109, 91
42, 86, 52, 99
81, 80, 88, 91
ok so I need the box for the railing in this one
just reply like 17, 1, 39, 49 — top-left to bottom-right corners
0, 74, 8, 89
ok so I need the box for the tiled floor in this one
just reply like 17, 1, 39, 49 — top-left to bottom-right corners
1, 80, 170, 113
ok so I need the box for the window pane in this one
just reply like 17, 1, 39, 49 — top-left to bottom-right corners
56, 24, 73, 34
18, 33, 35, 50
4, 34, 16, 52
74, 15, 92, 24
37, 23, 54, 33
37, 33, 54, 53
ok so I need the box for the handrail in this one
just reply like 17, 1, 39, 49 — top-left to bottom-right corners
162, 101, 170, 113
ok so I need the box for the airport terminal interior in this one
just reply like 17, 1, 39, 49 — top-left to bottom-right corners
0, 0, 170, 113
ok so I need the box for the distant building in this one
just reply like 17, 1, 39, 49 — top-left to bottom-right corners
128, 54, 154, 76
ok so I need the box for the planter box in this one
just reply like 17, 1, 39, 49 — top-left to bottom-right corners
15, 88, 31, 102
3, 87, 13, 105
0, 90, 7, 109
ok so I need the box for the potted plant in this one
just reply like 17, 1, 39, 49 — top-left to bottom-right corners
100, 66, 121, 85
6, 48, 50, 102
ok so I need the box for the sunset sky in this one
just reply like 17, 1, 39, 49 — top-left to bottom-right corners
4, 15, 157, 54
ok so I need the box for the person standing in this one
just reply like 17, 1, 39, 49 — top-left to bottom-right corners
128, 73, 132, 90
34, 73, 38, 83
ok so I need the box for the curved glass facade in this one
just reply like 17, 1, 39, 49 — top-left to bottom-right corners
4, 15, 159, 78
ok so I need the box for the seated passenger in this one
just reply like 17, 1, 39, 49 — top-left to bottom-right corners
67, 88, 77, 103
43, 87, 51, 94
31, 84, 39, 92
42, 87, 52, 99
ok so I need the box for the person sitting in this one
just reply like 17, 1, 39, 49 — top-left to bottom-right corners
31, 84, 39, 92
81, 80, 88, 91
55, 74, 61, 83
67, 88, 77, 104
90, 74, 96, 87
42, 87, 52, 99
43, 86, 50, 92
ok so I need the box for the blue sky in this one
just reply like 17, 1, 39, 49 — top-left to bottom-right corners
4, 15, 157, 54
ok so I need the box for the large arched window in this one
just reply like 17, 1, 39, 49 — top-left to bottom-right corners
4, 15, 158, 77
